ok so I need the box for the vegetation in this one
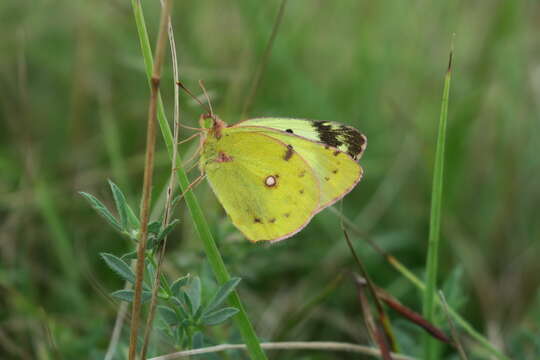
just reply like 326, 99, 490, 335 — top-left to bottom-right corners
1, 1, 539, 359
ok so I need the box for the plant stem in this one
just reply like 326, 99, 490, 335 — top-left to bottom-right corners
241, 0, 288, 119
343, 229, 395, 358
130, 2, 268, 359
335, 209, 511, 360
140, 4, 181, 358
148, 341, 418, 360
128, 1, 172, 359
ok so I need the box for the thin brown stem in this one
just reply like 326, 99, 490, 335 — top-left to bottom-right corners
140, 4, 181, 358
128, 1, 173, 359
105, 280, 132, 360
355, 276, 381, 349
148, 341, 417, 360
439, 291, 469, 360
240, 0, 288, 119
342, 228, 396, 358
373, 285, 451, 344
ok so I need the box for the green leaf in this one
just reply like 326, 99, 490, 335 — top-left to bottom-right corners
157, 219, 180, 242
182, 292, 193, 315
158, 305, 178, 326
170, 194, 182, 212
121, 250, 138, 261
100, 253, 135, 284
148, 221, 161, 235
108, 180, 129, 231
175, 325, 185, 346
186, 276, 201, 314
79, 192, 121, 232
171, 275, 190, 298
193, 306, 203, 323
126, 203, 140, 231
160, 273, 172, 296
145, 261, 156, 291
201, 307, 239, 326
146, 234, 157, 251
170, 296, 189, 319
204, 277, 241, 315
111, 289, 151, 303
192, 331, 204, 350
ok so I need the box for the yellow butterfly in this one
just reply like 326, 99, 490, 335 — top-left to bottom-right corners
197, 114, 367, 242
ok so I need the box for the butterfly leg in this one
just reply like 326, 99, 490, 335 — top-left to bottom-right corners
179, 123, 205, 131
177, 132, 201, 145
177, 173, 206, 200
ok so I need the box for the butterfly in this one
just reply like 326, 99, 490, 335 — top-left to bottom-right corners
197, 114, 367, 242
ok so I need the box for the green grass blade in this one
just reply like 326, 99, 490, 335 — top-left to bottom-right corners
422, 46, 453, 358
130, 2, 267, 359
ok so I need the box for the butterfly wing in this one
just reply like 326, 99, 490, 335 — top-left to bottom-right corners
261, 131, 363, 209
200, 131, 320, 242
230, 122, 364, 210
235, 117, 367, 160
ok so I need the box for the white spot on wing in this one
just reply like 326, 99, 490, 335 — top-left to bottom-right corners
265, 175, 277, 187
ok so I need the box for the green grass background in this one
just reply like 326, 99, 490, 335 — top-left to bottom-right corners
1, 0, 539, 359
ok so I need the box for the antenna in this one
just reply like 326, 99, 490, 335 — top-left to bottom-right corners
198, 80, 214, 118
176, 80, 211, 114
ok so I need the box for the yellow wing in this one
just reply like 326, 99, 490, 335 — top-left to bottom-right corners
229, 126, 363, 210
234, 118, 367, 160
201, 131, 320, 242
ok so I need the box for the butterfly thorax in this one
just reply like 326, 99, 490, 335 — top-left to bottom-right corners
198, 113, 231, 171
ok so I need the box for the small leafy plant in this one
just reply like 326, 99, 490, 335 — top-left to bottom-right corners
80, 181, 241, 349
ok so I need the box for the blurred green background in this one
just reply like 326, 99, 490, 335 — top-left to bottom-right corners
1, 0, 539, 359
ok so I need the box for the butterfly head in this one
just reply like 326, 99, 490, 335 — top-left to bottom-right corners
199, 112, 227, 139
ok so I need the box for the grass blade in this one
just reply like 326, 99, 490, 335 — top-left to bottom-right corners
422, 41, 454, 358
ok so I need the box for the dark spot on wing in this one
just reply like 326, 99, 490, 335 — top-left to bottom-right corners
254, 217, 262, 223
332, 169, 338, 174
324, 176, 330, 181
284, 144, 294, 161
217, 151, 234, 162
299, 189, 304, 194
286, 129, 294, 133
313, 121, 343, 149
299, 170, 306, 178
333, 150, 340, 156
284, 213, 290, 218
339, 125, 366, 160
269, 218, 276, 223
312, 121, 366, 160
